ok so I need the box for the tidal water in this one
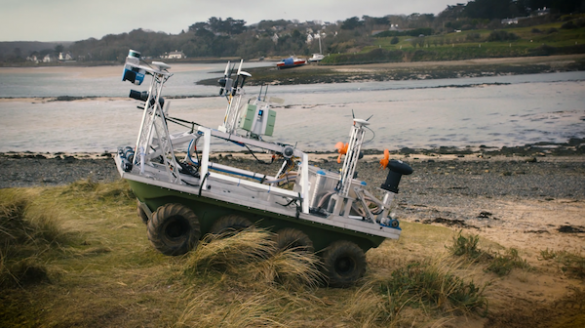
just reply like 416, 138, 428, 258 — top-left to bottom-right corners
0, 64, 584, 152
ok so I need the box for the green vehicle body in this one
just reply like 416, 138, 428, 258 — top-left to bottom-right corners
131, 179, 386, 252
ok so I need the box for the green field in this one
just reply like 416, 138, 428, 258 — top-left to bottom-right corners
322, 19, 585, 65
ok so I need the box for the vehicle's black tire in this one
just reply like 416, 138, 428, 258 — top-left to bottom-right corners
147, 203, 200, 256
209, 214, 252, 236
321, 240, 366, 287
137, 200, 148, 224
275, 228, 314, 253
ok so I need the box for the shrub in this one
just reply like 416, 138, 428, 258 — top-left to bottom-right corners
561, 20, 577, 29
559, 253, 585, 279
447, 230, 483, 260
546, 251, 585, 280
374, 28, 433, 38
390, 36, 399, 45
539, 248, 556, 260
487, 30, 519, 42
466, 33, 481, 41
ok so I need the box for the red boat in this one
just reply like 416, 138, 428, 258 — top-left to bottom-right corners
276, 56, 306, 69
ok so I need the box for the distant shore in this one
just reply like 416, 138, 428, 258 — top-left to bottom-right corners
198, 54, 585, 86
1, 55, 584, 92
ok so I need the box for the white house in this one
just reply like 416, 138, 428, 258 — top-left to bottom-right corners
58, 52, 73, 61
501, 18, 519, 25
27, 55, 39, 63
166, 50, 186, 59
43, 54, 53, 63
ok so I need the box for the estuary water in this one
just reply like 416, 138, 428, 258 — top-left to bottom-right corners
0, 63, 584, 152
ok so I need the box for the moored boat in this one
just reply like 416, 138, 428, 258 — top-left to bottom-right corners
276, 56, 306, 69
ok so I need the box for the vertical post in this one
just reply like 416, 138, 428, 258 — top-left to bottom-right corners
301, 153, 309, 214
134, 77, 156, 163
200, 127, 211, 191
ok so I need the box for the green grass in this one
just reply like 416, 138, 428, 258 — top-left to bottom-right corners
447, 230, 531, 277
486, 248, 530, 277
321, 21, 585, 65
447, 230, 483, 260
377, 260, 487, 315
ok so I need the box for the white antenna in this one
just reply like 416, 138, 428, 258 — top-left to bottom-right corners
224, 61, 230, 77
237, 59, 243, 75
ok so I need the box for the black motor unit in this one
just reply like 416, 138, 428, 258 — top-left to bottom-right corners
129, 89, 164, 108
381, 160, 413, 193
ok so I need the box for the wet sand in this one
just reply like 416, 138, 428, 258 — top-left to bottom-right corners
0, 63, 216, 79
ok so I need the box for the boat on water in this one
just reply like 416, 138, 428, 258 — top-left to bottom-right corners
276, 56, 306, 69
308, 33, 325, 63
116, 50, 413, 287
308, 53, 325, 63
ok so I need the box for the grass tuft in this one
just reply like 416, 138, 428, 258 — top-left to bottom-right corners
343, 284, 407, 327
538, 248, 557, 261
540, 249, 585, 280
0, 188, 79, 287
177, 287, 289, 328
8, 258, 50, 286
184, 228, 275, 275
485, 248, 529, 277
376, 260, 487, 315
447, 230, 483, 260
184, 228, 322, 289
448, 231, 532, 277
558, 252, 585, 279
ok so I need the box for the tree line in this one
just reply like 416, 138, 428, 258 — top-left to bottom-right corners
1, 0, 583, 64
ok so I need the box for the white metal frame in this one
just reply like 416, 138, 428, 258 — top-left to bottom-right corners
118, 58, 402, 241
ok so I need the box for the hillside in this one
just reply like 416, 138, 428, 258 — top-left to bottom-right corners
1, 2, 584, 66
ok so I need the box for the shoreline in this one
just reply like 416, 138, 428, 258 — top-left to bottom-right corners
1, 136, 583, 160
1, 150, 584, 253
1, 54, 583, 90
198, 54, 585, 86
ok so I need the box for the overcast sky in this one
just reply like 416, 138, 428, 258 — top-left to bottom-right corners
0, 0, 459, 42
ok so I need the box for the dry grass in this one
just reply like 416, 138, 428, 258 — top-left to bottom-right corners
539, 248, 585, 280
184, 228, 323, 289
0, 188, 78, 287
1, 179, 584, 327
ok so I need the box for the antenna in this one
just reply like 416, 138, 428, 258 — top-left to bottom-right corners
263, 85, 269, 101
237, 59, 243, 75
366, 114, 373, 121
224, 61, 230, 77
228, 62, 236, 78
